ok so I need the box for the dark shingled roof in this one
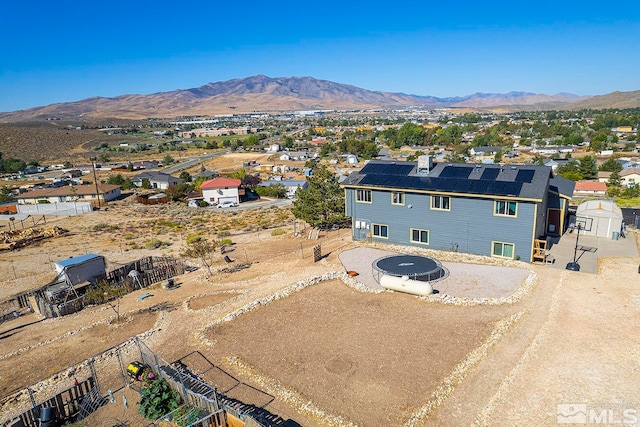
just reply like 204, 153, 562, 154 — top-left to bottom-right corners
342, 160, 554, 200
549, 176, 576, 199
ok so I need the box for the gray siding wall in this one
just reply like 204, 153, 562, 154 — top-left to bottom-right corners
536, 190, 549, 239
346, 188, 539, 261
547, 193, 562, 210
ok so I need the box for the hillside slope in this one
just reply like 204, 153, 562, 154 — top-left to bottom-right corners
0, 75, 600, 121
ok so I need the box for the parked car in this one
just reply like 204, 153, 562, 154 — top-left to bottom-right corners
217, 201, 238, 208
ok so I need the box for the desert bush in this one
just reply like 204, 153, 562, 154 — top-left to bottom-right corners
271, 228, 286, 236
185, 233, 202, 244
145, 238, 169, 249
153, 219, 182, 231
84, 280, 131, 305
93, 222, 119, 231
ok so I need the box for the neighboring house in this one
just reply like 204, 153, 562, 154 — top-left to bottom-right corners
543, 158, 571, 174
469, 146, 499, 159
573, 181, 607, 197
531, 145, 576, 156
613, 126, 635, 137
260, 180, 308, 199
279, 151, 309, 161
201, 177, 242, 205
620, 168, 640, 187
341, 158, 574, 262
131, 160, 159, 170
15, 184, 121, 205
598, 171, 612, 183
618, 160, 640, 170
132, 172, 182, 190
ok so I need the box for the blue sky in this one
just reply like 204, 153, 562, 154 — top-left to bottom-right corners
1, 0, 639, 112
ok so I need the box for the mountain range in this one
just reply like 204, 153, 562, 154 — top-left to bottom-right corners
1, 75, 638, 121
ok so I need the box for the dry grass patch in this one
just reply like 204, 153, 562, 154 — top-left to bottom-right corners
187, 292, 241, 311
0, 310, 158, 395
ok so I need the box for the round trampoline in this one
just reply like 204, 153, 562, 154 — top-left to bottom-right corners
372, 254, 449, 283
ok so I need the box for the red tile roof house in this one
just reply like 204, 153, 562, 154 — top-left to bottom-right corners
200, 178, 243, 205
573, 180, 607, 197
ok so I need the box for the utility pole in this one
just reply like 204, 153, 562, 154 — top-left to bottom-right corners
90, 156, 101, 208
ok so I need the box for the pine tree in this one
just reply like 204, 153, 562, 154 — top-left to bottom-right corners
292, 165, 345, 227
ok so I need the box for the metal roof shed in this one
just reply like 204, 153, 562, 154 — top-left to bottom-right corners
54, 253, 106, 285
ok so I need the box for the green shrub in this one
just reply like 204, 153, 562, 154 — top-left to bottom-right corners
185, 233, 202, 244
138, 377, 181, 420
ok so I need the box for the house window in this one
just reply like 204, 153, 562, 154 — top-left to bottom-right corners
391, 192, 405, 205
431, 195, 451, 210
495, 200, 517, 216
372, 224, 388, 238
492, 241, 515, 259
356, 189, 372, 203
410, 228, 429, 244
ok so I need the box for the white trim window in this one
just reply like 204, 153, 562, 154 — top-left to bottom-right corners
431, 195, 451, 211
495, 200, 517, 216
410, 228, 429, 244
492, 241, 515, 259
391, 192, 405, 205
356, 189, 372, 203
372, 223, 388, 238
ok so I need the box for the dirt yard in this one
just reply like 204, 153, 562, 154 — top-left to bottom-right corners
202, 279, 516, 426
1, 201, 640, 427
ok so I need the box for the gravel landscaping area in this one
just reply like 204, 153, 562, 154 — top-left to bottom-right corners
339, 247, 531, 298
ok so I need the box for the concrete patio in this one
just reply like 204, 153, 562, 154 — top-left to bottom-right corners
544, 228, 639, 274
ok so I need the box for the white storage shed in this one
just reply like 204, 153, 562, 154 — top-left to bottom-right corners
575, 200, 624, 239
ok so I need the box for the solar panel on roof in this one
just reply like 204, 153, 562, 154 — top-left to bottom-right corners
439, 166, 472, 179
480, 168, 500, 180
515, 169, 535, 183
468, 180, 487, 193
356, 169, 525, 197
360, 162, 414, 176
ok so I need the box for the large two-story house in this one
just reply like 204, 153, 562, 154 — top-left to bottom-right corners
341, 157, 574, 262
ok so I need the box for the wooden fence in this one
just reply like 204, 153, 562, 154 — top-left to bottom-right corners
2, 257, 189, 320
137, 195, 169, 205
